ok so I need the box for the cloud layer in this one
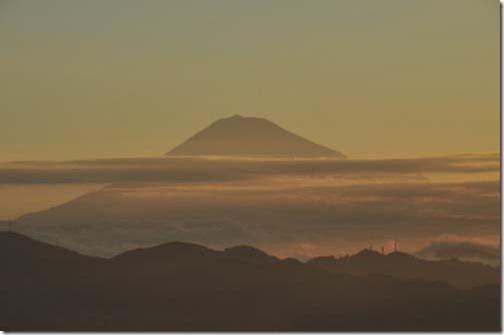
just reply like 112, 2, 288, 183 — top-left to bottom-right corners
416, 240, 500, 264
0, 153, 498, 184
3, 153, 499, 262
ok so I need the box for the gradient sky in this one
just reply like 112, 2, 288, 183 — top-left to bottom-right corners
0, 0, 499, 161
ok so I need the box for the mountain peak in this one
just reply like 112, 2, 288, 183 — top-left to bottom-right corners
353, 248, 384, 260
112, 241, 216, 262
167, 115, 345, 158
224, 245, 277, 262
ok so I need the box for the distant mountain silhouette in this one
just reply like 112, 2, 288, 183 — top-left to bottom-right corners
2, 233, 500, 331
167, 115, 345, 157
308, 249, 500, 289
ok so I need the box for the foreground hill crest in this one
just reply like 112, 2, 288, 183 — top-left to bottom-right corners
167, 115, 345, 158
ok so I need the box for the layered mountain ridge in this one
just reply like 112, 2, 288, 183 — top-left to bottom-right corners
2, 232, 500, 331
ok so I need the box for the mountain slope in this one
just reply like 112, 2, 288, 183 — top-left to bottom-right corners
1, 231, 98, 265
167, 115, 345, 157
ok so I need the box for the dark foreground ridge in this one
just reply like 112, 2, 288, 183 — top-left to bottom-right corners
2, 232, 500, 331
308, 248, 500, 289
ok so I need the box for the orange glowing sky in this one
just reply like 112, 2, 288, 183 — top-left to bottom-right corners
0, 0, 499, 161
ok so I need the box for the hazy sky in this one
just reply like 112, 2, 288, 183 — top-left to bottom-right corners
0, 0, 499, 161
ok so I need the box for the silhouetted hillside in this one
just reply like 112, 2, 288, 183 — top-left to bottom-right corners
167, 115, 345, 157
2, 233, 500, 331
308, 248, 500, 289
1, 232, 98, 267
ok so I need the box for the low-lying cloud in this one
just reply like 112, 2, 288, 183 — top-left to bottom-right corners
416, 240, 500, 264
3, 153, 499, 261
0, 153, 498, 184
